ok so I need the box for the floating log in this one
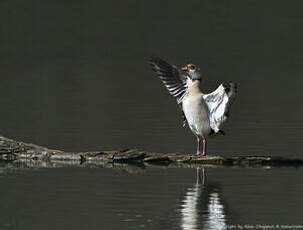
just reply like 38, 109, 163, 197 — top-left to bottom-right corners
0, 135, 302, 168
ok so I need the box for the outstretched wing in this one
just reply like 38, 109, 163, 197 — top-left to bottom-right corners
150, 57, 188, 126
203, 82, 237, 132
149, 57, 188, 104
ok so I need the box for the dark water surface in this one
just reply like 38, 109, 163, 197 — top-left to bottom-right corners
0, 166, 302, 230
0, 0, 303, 229
1, 0, 303, 156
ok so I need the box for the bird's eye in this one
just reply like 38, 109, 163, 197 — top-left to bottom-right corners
188, 64, 195, 70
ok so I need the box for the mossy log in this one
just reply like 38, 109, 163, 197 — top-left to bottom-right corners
0, 135, 302, 168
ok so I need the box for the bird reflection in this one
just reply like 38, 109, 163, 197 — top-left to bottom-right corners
180, 167, 227, 230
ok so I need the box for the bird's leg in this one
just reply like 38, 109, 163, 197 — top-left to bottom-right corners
196, 167, 206, 185
196, 166, 201, 184
202, 138, 207, 156
202, 167, 205, 185
196, 136, 203, 156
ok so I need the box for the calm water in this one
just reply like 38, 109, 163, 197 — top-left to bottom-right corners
0, 166, 302, 230
0, 0, 303, 229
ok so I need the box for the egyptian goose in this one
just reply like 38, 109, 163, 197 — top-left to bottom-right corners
150, 57, 237, 156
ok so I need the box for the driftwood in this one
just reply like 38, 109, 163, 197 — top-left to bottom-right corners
0, 135, 302, 168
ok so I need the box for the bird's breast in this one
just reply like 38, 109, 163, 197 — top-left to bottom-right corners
182, 94, 211, 137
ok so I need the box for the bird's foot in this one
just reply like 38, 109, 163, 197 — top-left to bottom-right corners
195, 152, 207, 157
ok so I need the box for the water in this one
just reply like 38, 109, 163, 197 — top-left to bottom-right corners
0, 166, 302, 230
0, 0, 303, 229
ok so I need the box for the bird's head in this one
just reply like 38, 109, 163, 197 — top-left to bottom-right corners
181, 64, 201, 81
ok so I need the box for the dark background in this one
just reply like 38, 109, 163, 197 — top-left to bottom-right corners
0, 0, 303, 156
1, 1, 303, 229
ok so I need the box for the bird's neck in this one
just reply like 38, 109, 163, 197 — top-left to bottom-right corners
188, 80, 201, 95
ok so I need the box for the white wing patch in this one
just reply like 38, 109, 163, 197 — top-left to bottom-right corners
203, 83, 237, 132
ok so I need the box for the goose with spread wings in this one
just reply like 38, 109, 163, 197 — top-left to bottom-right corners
150, 57, 237, 156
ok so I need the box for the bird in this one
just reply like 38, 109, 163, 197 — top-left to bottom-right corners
150, 57, 237, 156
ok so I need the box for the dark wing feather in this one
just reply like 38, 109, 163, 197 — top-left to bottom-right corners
149, 57, 187, 104
149, 57, 188, 126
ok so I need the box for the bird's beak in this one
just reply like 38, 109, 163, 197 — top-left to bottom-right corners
181, 66, 188, 72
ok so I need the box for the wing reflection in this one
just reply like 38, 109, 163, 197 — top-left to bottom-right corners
180, 167, 227, 230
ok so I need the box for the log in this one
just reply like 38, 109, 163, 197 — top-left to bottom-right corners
0, 135, 302, 168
